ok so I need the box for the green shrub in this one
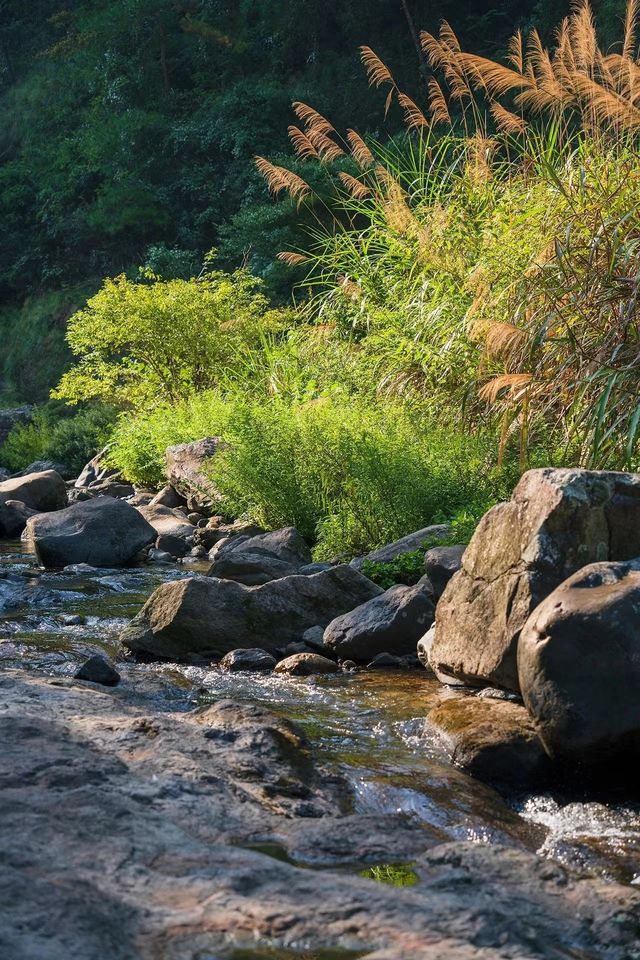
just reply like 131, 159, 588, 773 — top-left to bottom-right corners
1, 403, 116, 475
109, 392, 518, 557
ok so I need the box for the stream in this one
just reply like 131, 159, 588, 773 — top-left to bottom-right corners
1, 541, 639, 891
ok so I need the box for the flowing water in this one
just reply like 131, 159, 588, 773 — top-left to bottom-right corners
1, 541, 639, 887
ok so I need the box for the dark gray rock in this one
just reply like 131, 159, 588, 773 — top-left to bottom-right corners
208, 526, 312, 586
74, 655, 120, 687
425, 696, 549, 788
351, 524, 450, 571
275, 653, 340, 676
155, 533, 190, 557
75, 446, 119, 489
26, 497, 156, 568
432, 468, 640, 692
519, 559, 640, 769
219, 648, 277, 672
366, 652, 405, 669
324, 581, 435, 663
121, 564, 382, 662
13, 460, 71, 480
0, 470, 67, 513
0, 499, 38, 538
424, 545, 465, 598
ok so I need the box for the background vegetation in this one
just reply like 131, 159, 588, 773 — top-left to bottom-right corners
1, 1, 637, 559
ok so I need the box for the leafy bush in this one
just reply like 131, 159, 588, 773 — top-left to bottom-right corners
53, 267, 292, 408
109, 392, 517, 558
361, 550, 427, 590
1, 403, 116, 475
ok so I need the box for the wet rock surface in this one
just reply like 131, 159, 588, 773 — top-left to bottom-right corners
1, 668, 639, 960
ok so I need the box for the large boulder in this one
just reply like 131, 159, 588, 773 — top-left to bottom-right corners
0, 470, 67, 513
13, 459, 71, 480
25, 497, 156, 568
165, 438, 221, 510
425, 696, 549, 787
518, 559, 640, 769
121, 565, 382, 662
137, 504, 194, 540
208, 526, 312, 586
430, 469, 640, 692
351, 524, 450, 571
323, 581, 435, 663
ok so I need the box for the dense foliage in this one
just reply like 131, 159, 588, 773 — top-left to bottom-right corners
0, 0, 599, 400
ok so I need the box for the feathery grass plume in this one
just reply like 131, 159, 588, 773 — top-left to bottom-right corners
346, 129, 375, 169
383, 179, 416, 234
572, 72, 640, 127
360, 46, 394, 89
306, 128, 345, 161
288, 126, 320, 160
397, 92, 429, 129
337, 275, 363, 301
472, 320, 528, 358
466, 134, 498, 185
623, 0, 639, 60
427, 79, 451, 124
254, 157, 311, 205
277, 251, 309, 267
571, 0, 598, 72
490, 100, 526, 134
292, 102, 335, 136
508, 30, 524, 74
338, 172, 372, 199
479, 373, 533, 404
456, 52, 533, 97
421, 28, 471, 101
420, 31, 447, 69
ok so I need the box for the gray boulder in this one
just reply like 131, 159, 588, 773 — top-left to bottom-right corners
165, 438, 222, 510
425, 696, 549, 787
208, 526, 312, 586
518, 559, 640, 768
13, 459, 71, 480
137, 504, 194, 540
0, 470, 67, 513
219, 648, 277, 672
121, 564, 382, 662
149, 484, 187, 509
75, 655, 120, 687
26, 497, 156, 568
351, 524, 450, 571
424, 545, 465, 598
323, 581, 435, 663
431, 469, 640, 693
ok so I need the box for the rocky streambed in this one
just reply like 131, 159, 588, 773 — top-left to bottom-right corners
1, 539, 640, 960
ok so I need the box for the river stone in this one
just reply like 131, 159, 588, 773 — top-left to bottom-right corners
431, 468, 640, 693
0, 469, 67, 513
165, 438, 222, 510
323, 581, 435, 663
137, 504, 194, 540
518, 559, 640, 769
426, 696, 549, 787
275, 653, 340, 676
121, 564, 383, 661
220, 648, 277, 672
149, 484, 188, 509
26, 497, 156, 568
424, 545, 465, 598
75, 446, 120, 489
13, 459, 71, 480
351, 524, 450, 571
74, 655, 120, 687
208, 526, 312, 586
0, 499, 38, 538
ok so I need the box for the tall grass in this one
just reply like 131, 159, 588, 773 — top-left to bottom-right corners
257, 1, 640, 469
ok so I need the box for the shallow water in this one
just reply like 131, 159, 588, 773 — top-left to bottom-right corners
1, 541, 639, 886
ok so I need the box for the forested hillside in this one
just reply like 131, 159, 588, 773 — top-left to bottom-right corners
0, 0, 597, 398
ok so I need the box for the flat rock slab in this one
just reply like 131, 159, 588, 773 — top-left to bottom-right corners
2, 667, 639, 960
